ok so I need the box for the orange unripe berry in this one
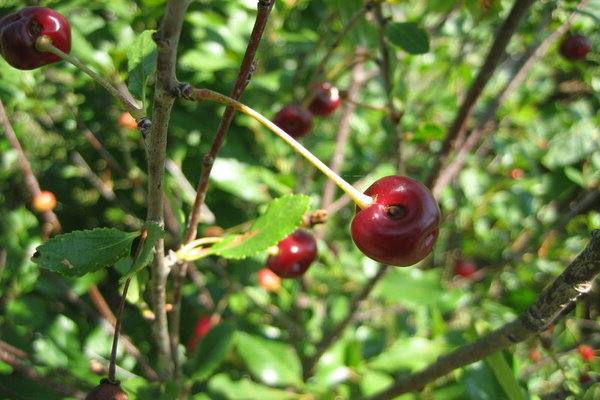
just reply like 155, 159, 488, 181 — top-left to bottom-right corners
578, 345, 595, 362
257, 267, 282, 291
118, 112, 138, 130
32, 190, 56, 212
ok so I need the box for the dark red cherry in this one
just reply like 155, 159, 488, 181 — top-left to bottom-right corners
559, 34, 591, 61
308, 82, 342, 116
454, 260, 477, 277
0, 7, 71, 70
85, 379, 128, 400
273, 105, 313, 139
351, 176, 440, 267
267, 229, 317, 278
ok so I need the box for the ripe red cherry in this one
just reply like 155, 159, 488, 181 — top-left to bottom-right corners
267, 229, 317, 278
0, 7, 71, 70
578, 345, 595, 362
351, 176, 440, 267
559, 34, 591, 61
308, 82, 342, 116
257, 267, 282, 291
85, 379, 128, 400
273, 105, 313, 139
455, 260, 477, 277
187, 315, 213, 353
118, 112, 138, 130
32, 190, 57, 212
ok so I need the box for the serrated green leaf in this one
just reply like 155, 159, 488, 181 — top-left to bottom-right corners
121, 221, 165, 281
32, 228, 137, 277
127, 30, 157, 101
236, 332, 302, 387
385, 22, 429, 55
207, 194, 310, 260
188, 322, 236, 381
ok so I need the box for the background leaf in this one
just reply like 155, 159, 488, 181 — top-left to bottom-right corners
385, 21, 430, 54
121, 221, 165, 280
188, 322, 236, 381
127, 30, 157, 101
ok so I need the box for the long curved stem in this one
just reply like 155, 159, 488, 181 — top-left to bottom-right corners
36, 37, 144, 120
183, 87, 374, 210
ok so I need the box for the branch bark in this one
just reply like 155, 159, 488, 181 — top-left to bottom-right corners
359, 230, 600, 400
145, 0, 190, 377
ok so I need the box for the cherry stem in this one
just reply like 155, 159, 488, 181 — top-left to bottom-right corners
35, 36, 144, 120
184, 88, 373, 210
107, 278, 130, 383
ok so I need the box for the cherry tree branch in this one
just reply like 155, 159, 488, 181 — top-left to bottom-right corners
170, 0, 275, 377
426, 0, 537, 189
0, 99, 61, 236
359, 230, 600, 400
145, 0, 190, 377
431, 0, 590, 197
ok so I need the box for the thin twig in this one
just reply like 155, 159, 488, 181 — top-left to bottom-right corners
426, 0, 537, 189
302, 264, 389, 379
145, 0, 191, 377
358, 230, 600, 400
431, 0, 589, 197
171, 0, 275, 376
0, 99, 62, 235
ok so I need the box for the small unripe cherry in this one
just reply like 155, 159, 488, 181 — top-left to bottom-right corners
267, 230, 317, 278
32, 190, 57, 212
118, 112, 137, 130
85, 379, 128, 400
350, 176, 440, 266
578, 345, 595, 362
455, 260, 477, 277
257, 267, 282, 291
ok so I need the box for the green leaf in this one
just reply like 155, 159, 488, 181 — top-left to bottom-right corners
542, 120, 600, 168
120, 221, 165, 281
32, 228, 138, 277
127, 30, 157, 101
385, 22, 429, 55
206, 194, 310, 260
188, 323, 236, 381
208, 373, 298, 400
485, 351, 526, 400
366, 337, 443, 371
236, 332, 302, 387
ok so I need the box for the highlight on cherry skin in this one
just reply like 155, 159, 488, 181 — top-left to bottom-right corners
308, 82, 342, 116
0, 7, 71, 70
273, 104, 313, 139
350, 175, 441, 267
266, 229, 317, 278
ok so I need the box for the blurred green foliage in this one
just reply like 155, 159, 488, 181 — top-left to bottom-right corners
0, 0, 599, 399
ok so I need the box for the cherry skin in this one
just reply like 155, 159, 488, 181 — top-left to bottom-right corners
85, 379, 128, 400
118, 112, 138, 130
0, 7, 71, 70
267, 229, 317, 278
257, 267, 282, 291
308, 82, 342, 116
32, 190, 57, 212
273, 105, 313, 139
559, 34, 591, 61
187, 315, 213, 353
351, 176, 440, 267
454, 260, 477, 277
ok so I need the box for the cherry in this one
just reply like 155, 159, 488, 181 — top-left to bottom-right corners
273, 105, 313, 139
454, 260, 477, 277
308, 82, 342, 116
118, 112, 138, 130
32, 190, 57, 212
528, 348, 541, 362
85, 379, 128, 400
187, 315, 213, 353
559, 34, 591, 61
510, 168, 524, 180
266, 229, 317, 278
0, 7, 71, 70
351, 176, 440, 267
578, 345, 595, 362
257, 267, 282, 291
